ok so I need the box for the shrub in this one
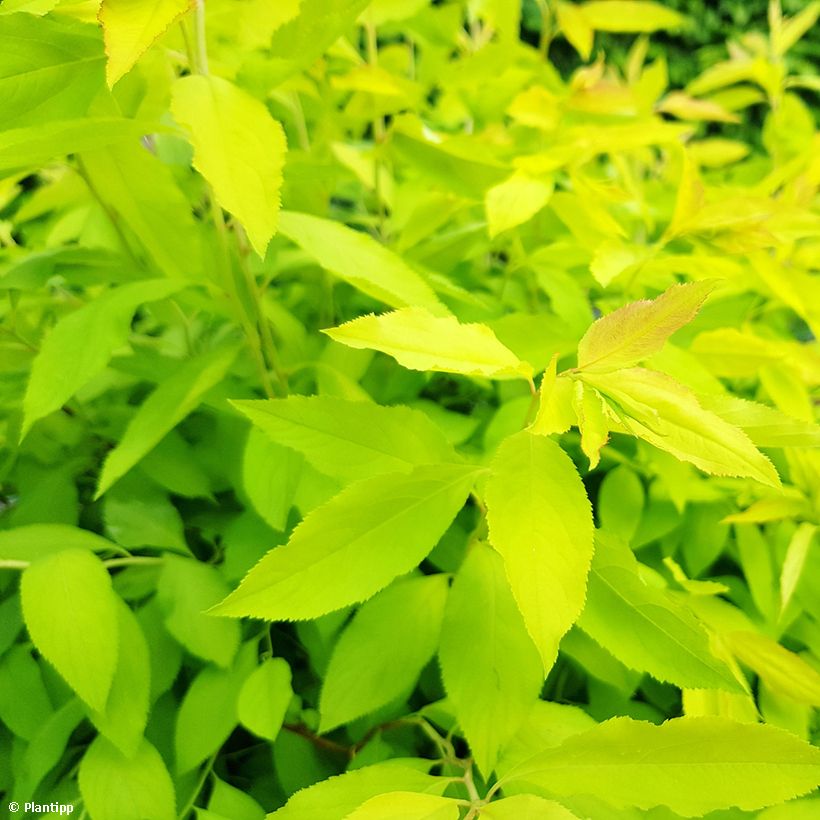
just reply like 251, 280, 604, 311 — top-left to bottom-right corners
0, 1, 819, 818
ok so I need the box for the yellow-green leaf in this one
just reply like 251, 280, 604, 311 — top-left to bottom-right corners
557, 2, 593, 61
580, 1, 686, 32
577, 281, 715, 373
100, 0, 194, 86
485, 431, 594, 671
325, 308, 533, 380
345, 792, 460, 820
573, 381, 609, 469
485, 174, 553, 238
481, 795, 580, 819
171, 75, 287, 256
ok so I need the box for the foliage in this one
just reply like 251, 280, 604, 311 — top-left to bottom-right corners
1, 0, 819, 818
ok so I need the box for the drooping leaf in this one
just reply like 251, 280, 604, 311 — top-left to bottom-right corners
279, 211, 444, 313
233, 395, 458, 483
325, 308, 533, 381
79, 736, 176, 820
22, 280, 183, 438
212, 464, 480, 621
583, 368, 780, 487
172, 75, 287, 256
576, 282, 714, 373
100, 0, 195, 86
320, 574, 448, 732
578, 533, 745, 692
502, 716, 820, 815
95, 343, 239, 497
237, 657, 293, 741
439, 544, 543, 777
21, 549, 119, 712
485, 431, 594, 671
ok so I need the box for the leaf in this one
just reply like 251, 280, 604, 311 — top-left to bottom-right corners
278, 211, 444, 313
439, 544, 542, 777
345, 793, 460, 820
485, 431, 594, 671
481, 795, 580, 819
320, 575, 448, 732
325, 308, 532, 381
579, 1, 686, 32
573, 382, 609, 469
21, 549, 119, 712
213, 463, 479, 621
22, 280, 183, 438
100, 0, 194, 86
237, 657, 293, 741
175, 646, 255, 774
86, 599, 150, 757
557, 2, 593, 61
0, 646, 53, 741
0, 524, 120, 562
79, 736, 176, 820
95, 344, 239, 497
578, 533, 745, 692
502, 716, 820, 815
725, 631, 820, 707
0, 12, 105, 128
233, 396, 458, 483
485, 174, 553, 238
576, 282, 714, 373
270, 762, 449, 820
171, 75, 287, 256
157, 555, 241, 668
583, 368, 780, 487
596, 465, 644, 542
531, 358, 575, 436
775, 1, 820, 55
780, 523, 816, 614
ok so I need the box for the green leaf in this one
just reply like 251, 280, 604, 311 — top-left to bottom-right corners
175, 645, 255, 774
485, 174, 554, 238
0, 646, 53, 741
345, 793, 460, 820
79, 736, 176, 820
0, 12, 105, 128
22, 280, 183, 438
579, 1, 686, 32
481, 795, 580, 819
577, 282, 714, 373
95, 344, 239, 497
171, 74, 286, 256
86, 598, 150, 757
208, 776, 266, 820
278, 211, 444, 313
439, 544, 543, 777
485, 430, 594, 671
270, 761, 448, 820
780, 523, 816, 613
212, 463, 479, 621
100, 0, 194, 86
596, 465, 645, 542
21, 549, 119, 712
503, 716, 820, 814
233, 396, 458, 483
237, 657, 293, 741
0, 524, 120, 562
578, 533, 745, 692
325, 308, 533, 381
157, 555, 240, 668
583, 367, 780, 487
320, 575, 448, 732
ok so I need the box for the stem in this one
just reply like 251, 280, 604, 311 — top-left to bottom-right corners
462, 764, 481, 803
282, 723, 350, 757
365, 22, 387, 237
0, 556, 164, 572
194, 0, 209, 75
177, 752, 216, 820
523, 376, 539, 428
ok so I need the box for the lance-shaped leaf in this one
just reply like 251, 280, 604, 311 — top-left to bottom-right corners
439, 544, 543, 777
22, 280, 183, 438
320, 575, 448, 732
233, 395, 457, 483
485, 431, 594, 671
100, 0, 194, 86
279, 211, 444, 313
212, 463, 480, 621
577, 281, 714, 373
172, 75, 286, 256
583, 368, 780, 487
21, 549, 119, 712
579, 533, 744, 692
579, 1, 686, 32
502, 716, 820, 815
96, 344, 239, 497
325, 308, 533, 381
